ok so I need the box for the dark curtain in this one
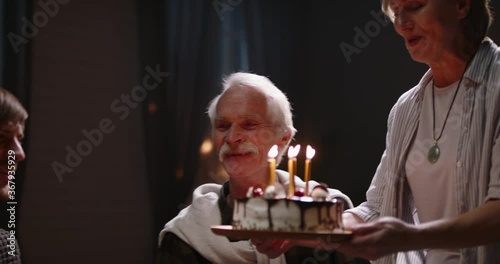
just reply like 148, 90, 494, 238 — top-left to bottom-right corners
137, 0, 227, 254
0, 1, 31, 103
137, 1, 367, 263
0, 0, 32, 232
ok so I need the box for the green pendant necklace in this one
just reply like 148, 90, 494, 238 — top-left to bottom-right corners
428, 75, 465, 164
427, 50, 477, 164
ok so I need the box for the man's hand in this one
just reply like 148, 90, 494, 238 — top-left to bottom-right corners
250, 238, 295, 259
251, 213, 367, 259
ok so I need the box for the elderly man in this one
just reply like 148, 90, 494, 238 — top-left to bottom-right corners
156, 72, 352, 263
0, 87, 28, 264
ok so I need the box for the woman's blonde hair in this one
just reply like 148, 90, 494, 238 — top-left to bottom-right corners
381, 0, 493, 44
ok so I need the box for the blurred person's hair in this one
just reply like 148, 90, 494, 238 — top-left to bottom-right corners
0, 87, 28, 126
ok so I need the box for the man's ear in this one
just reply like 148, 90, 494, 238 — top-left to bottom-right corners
457, 0, 471, 19
279, 129, 292, 147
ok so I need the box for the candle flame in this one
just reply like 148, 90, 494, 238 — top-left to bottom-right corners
268, 145, 278, 158
306, 145, 316, 159
287, 144, 301, 158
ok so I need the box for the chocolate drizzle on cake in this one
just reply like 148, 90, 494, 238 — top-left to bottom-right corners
233, 195, 344, 232
267, 202, 273, 229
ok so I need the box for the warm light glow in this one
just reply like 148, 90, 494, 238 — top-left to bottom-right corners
268, 145, 279, 158
268, 145, 278, 185
287, 144, 301, 158
148, 102, 158, 113
199, 138, 213, 155
306, 145, 316, 160
304, 145, 315, 196
176, 168, 184, 180
287, 145, 300, 198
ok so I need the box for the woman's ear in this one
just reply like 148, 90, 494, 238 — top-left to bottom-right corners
457, 0, 471, 19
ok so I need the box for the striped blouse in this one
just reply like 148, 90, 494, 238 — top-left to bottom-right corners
346, 38, 500, 264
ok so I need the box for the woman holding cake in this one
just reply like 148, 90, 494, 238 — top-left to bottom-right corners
156, 72, 353, 263
256, 0, 500, 263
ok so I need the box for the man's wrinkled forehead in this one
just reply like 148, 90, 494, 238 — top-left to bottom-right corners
217, 86, 269, 112
221, 85, 267, 101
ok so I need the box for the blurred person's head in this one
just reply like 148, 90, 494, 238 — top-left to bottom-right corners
207, 72, 296, 185
0, 87, 28, 201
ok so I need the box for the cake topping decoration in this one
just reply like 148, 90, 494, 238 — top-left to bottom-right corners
264, 185, 276, 198
246, 186, 254, 198
293, 188, 305, 197
246, 186, 263, 198
252, 187, 264, 197
264, 184, 286, 199
311, 184, 330, 200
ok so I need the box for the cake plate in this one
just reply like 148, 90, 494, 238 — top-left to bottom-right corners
211, 225, 352, 243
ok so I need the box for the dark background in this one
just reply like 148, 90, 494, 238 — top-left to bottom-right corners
1, 0, 499, 263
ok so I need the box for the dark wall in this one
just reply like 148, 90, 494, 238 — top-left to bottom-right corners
18, 0, 153, 263
289, 1, 428, 207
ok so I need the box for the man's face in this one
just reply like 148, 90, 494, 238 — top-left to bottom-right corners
0, 122, 25, 201
213, 87, 285, 179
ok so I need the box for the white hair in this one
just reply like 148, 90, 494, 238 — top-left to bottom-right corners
207, 72, 297, 164
380, 0, 393, 21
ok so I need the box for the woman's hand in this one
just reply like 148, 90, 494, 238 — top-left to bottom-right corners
337, 200, 500, 261
250, 214, 420, 261
337, 216, 418, 261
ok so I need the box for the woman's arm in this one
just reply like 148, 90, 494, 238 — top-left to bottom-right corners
337, 199, 500, 260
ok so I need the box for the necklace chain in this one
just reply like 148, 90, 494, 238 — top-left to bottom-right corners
428, 54, 476, 164
431, 76, 464, 142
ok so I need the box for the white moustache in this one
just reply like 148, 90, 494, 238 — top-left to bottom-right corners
218, 142, 259, 162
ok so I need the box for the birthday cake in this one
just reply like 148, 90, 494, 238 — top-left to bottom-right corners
232, 184, 345, 232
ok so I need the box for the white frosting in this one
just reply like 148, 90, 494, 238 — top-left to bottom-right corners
232, 197, 344, 232
264, 184, 286, 199
269, 200, 301, 231
234, 198, 268, 230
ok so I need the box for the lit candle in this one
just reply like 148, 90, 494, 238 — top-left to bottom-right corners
268, 145, 278, 185
287, 144, 301, 197
304, 145, 316, 195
